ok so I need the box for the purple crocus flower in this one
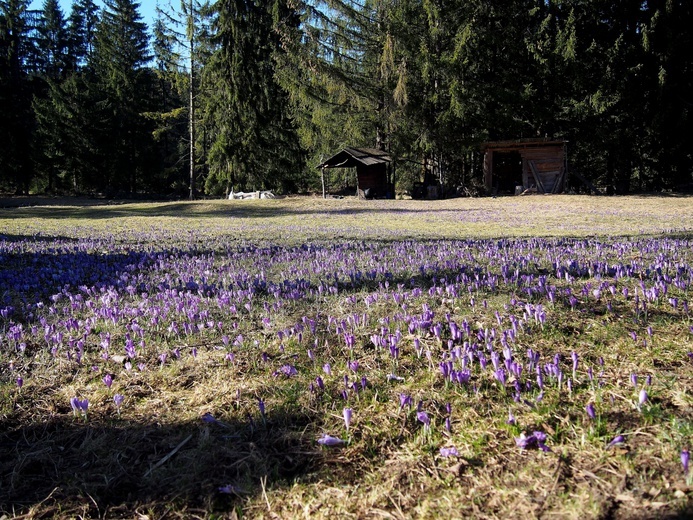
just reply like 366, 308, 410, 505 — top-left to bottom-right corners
439, 446, 459, 457
515, 431, 550, 452
607, 435, 625, 448
218, 483, 242, 494
114, 393, 124, 408
274, 364, 298, 378
70, 397, 89, 416
258, 398, 266, 416
323, 363, 332, 375
507, 410, 516, 425
585, 403, 596, 420
494, 368, 507, 386
417, 410, 431, 429
317, 434, 346, 446
638, 389, 649, 407
103, 373, 113, 389
399, 393, 412, 410
630, 373, 638, 388
682, 449, 690, 475
201, 412, 218, 423
16, 377, 23, 389
343, 407, 353, 431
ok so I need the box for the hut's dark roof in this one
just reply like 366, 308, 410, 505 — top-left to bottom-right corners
481, 138, 567, 151
317, 147, 391, 169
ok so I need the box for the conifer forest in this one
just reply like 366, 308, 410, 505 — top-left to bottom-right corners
1, 0, 691, 198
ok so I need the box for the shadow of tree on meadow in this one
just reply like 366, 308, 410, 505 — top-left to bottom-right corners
0, 406, 328, 517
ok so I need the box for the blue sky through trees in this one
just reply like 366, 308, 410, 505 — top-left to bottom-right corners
29, 0, 157, 32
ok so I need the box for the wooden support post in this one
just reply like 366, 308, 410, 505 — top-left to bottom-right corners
321, 167, 326, 199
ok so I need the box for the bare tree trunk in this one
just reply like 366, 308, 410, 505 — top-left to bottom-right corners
188, 0, 195, 200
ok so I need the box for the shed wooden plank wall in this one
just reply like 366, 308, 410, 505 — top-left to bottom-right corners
483, 141, 566, 194
522, 145, 565, 193
356, 163, 388, 198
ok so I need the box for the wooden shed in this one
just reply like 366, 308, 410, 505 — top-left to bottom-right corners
482, 139, 567, 194
317, 147, 393, 199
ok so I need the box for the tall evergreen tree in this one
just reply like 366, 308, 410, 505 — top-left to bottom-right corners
201, 0, 303, 195
151, 0, 212, 198
65, 0, 99, 72
275, 0, 382, 164
32, 0, 101, 194
0, 0, 35, 193
91, 0, 153, 194
35, 0, 67, 78
32, 0, 70, 192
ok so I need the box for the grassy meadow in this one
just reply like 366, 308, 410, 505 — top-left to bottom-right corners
1, 195, 693, 519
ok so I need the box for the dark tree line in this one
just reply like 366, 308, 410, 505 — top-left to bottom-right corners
1, 0, 691, 197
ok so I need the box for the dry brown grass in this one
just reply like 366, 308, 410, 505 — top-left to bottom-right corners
1, 195, 693, 519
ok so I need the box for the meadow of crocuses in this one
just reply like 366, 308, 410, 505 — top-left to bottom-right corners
1, 196, 692, 519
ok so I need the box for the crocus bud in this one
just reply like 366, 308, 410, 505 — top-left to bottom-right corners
343, 407, 352, 431
681, 449, 690, 476
638, 389, 649, 407
585, 403, 596, 420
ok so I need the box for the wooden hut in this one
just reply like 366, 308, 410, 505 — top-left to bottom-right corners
482, 139, 567, 194
317, 147, 392, 199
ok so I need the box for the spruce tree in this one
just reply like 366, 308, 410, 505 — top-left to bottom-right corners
0, 0, 35, 193
202, 0, 303, 195
91, 0, 153, 194
65, 0, 99, 72
35, 0, 67, 79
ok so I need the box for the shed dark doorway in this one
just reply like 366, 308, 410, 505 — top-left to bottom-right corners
493, 151, 522, 194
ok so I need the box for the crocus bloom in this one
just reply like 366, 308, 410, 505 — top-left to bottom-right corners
70, 397, 88, 416
638, 389, 649, 407
515, 431, 550, 452
258, 398, 265, 416
507, 410, 516, 425
218, 484, 242, 494
607, 435, 625, 448
343, 407, 352, 431
681, 449, 689, 475
114, 394, 124, 408
586, 403, 596, 420
103, 374, 113, 389
16, 377, 23, 389
417, 410, 431, 429
439, 446, 459, 457
317, 434, 346, 446
630, 373, 638, 387
274, 364, 297, 378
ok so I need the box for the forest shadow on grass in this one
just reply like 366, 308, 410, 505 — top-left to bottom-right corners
0, 407, 325, 518
0, 198, 495, 222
